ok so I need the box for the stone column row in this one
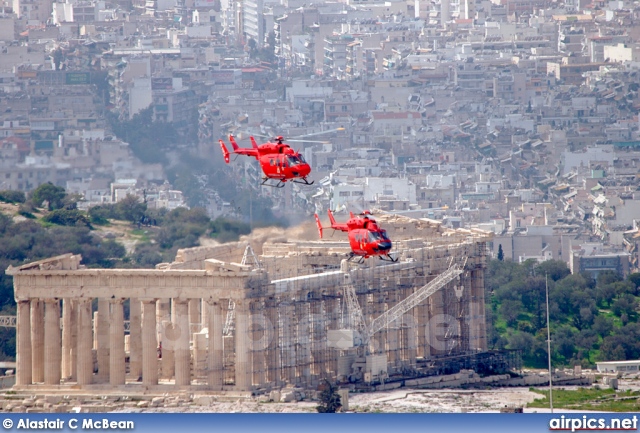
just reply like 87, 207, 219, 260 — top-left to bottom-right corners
16, 296, 234, 390
18, 297, 144, 387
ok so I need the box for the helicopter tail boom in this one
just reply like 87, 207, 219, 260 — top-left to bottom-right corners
328, 209, 337, 227
218, 139, 230, 163
314, 213, 323, 239
228, 135, 240, 151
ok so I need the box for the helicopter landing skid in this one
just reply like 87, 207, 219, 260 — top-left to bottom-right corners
346, 253, 366, 264
292, 177, 315, 186
379, 254, 398, 263
261, 178, 286, 188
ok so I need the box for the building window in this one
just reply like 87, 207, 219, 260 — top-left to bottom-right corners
339, 191, 350, 197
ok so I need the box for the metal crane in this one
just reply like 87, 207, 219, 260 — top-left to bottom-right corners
344, 259, 466, 348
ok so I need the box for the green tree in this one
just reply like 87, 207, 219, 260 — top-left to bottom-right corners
30, 182, 66, 211
42, 209, 91, 227
316, 380, 342, 413
0, 190, 26, 204
500, 299, 523, 327
132, 243, 164, 268
536, 260, 570, 282
210, 217, 251, 243
628, 273, 640, 293
116, 195, 147, 224
497, 244, 504, 261
611, 294, 637, 319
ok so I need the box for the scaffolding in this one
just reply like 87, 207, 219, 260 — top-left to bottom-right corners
152, 214, 496, 390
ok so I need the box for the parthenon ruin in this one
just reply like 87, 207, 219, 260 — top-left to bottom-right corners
8, 214, 497, 393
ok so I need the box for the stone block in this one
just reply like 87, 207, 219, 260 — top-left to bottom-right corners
151, 397, 165, 407
269, 391, 281, 402
280, 391, 296, 402
43, 395, 61, 404
52, 405, 70, 413
193, 395, 213, 406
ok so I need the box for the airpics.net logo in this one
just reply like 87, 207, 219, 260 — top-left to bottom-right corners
549, 415, 638, 432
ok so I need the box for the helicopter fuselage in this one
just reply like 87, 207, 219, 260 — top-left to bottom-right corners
347, 227, 393, 258
315, 210, 395, 261
219, 136, 313, 186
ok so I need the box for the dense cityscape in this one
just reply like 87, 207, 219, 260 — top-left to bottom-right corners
0, 0, 640, 413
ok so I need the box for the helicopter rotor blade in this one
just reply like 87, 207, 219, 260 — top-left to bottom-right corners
235, 130, 271, 139
291, 127, 346, 140
286, 139, 330, 144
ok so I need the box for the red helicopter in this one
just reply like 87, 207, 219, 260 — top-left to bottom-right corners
219, 135, 313, 188
314, 209, 397, 263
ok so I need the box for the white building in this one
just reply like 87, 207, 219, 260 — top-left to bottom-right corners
597, 360, 640, 373
330, 177, 417, 211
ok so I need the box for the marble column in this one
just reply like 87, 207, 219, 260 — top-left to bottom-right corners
156, 298, 170, 338
70, 300, 77, 381
234, 301, 250, 390
157, 299, 173, 379
280, 303, 295, 383
31, 299, 44, 383
386, 291, 400, 368
201, 299, 210, 332
161, 320, 175, 379
142, 300, 158, 386
76, 299, 93, 386
429, 288, 445, 356
109, 299, 125, 385
188, 299, 200, 333
417, 302, 430, 358
266, 300, 281, 385
97, 299, 110, 381
44, 299, 61, 385
250, 302, 266, 388
310, 300, 324, 377
92, 311, 98, 351
16, 300, 32, 386
207, 301, 223, 390
61, 299, 75, 380
193, 332, 207, 379
174, 300, 190, 386
129, 298, 142, 380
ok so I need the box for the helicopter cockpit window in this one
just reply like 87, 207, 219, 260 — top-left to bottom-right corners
380, 230, 390, 241
270, 159, 275, 166
286, 156, 302, 166
369, 231, 383, 242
